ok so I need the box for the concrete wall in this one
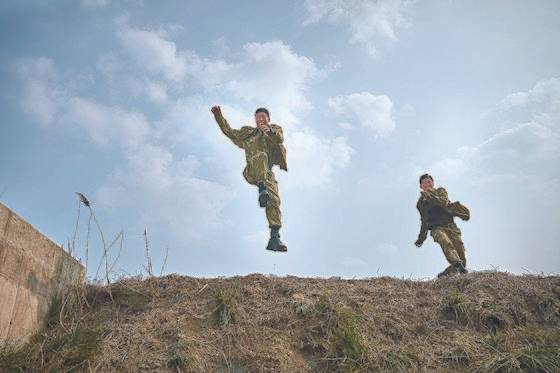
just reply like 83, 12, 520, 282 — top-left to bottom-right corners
0, 202, 84, 344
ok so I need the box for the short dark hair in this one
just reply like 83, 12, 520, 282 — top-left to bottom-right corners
255, 107, 270, 119
419, 173, 433, 185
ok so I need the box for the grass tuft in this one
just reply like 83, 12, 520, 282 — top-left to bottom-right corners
302, 295, 367, 372
0, 313, 105, 372
211, 286, 240, 327
378, 350, 419, 372
217, 361, 250, 373
473, 327, 560, 373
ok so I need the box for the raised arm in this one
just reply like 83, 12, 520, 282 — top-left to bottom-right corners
211, 105, 244, 148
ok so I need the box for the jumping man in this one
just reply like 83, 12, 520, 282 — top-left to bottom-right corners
211, 105, 288, 252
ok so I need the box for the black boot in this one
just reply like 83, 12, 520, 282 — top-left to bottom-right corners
257, 181, 270, 208
437, 271, 448, 279
266, 226, 287, 252
454, 261, 468, 274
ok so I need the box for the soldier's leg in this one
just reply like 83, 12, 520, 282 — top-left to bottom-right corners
264, 170, 281, 227
431, 227, 462, 275
242, 166, 257, 186
448, 226, 467, 267
244, 156, 286, 252
265, 171, 287, 252
246, 152, 274, 207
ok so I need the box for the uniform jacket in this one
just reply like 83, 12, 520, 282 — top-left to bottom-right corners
214, 113, 288, 172
416, 187, 454, 243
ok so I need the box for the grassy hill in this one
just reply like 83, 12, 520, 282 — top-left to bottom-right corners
1, 271, 559, 372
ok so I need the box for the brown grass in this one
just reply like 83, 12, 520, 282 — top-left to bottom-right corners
1, 271, 559, 372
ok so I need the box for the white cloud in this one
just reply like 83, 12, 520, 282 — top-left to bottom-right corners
97, 145, 232, 242
62, 97, 150, 149
329, 92, 395, 136
96, 52, 171, 105
17, 56, 233, 242
428, 78, 560, 184
224, 41, 320, 127
496, 77, 560, 127
144, 82, 168, 103
155, 97, 251, 158
17, 57, 150, 150
285, 129, 353, 187
115, 18, 231, 87
125, 78, 169, 104
303, 0, 416, 57
16, 57, 65, 126
113, 20, 322, 126
337, 121, 353, 129
428, 157, 469, 180
116, 22, 189, 81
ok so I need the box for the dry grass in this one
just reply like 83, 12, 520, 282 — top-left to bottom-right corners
0, 287, 108, 372
211, 285, 240, 327
1, 271, 559, 372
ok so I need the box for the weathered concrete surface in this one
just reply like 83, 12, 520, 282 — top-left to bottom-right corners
0, 202, 84, 344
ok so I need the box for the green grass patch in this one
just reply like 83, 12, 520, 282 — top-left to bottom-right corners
211, 286, 240, 327
0, 290, 107, 372
0, 324, 106, 372
473, 327, 560, 373
302, 295, 367, 372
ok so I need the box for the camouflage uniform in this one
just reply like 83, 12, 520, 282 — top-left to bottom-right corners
416, 187, 467, 276
213, 112, 287, 228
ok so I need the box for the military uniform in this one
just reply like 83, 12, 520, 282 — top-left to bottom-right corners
416, 187, 467, 276
213, 112, 287, 230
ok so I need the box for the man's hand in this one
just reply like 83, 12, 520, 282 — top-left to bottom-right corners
414, 240, 423, 248
211, 105, 222, 117
258, 123, 271, 133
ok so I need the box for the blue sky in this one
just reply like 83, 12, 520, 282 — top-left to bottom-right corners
1, 0, 559, 279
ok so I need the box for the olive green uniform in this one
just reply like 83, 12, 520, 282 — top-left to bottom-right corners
214, 113, 287, 228
416, 187, 467, 276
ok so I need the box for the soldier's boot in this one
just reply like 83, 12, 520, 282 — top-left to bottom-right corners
266, 225, 287, 252
437, 264, 456, 278
454, 261, 468, 274
257, 181, 270, 208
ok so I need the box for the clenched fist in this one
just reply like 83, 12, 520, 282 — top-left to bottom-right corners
211, 105, 222, 117
259, 123, 271, 133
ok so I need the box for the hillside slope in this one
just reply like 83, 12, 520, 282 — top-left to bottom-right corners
1, 271, 559, 372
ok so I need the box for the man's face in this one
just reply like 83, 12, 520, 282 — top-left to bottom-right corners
421, 177, 434, 192
255, 112, 269, 128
